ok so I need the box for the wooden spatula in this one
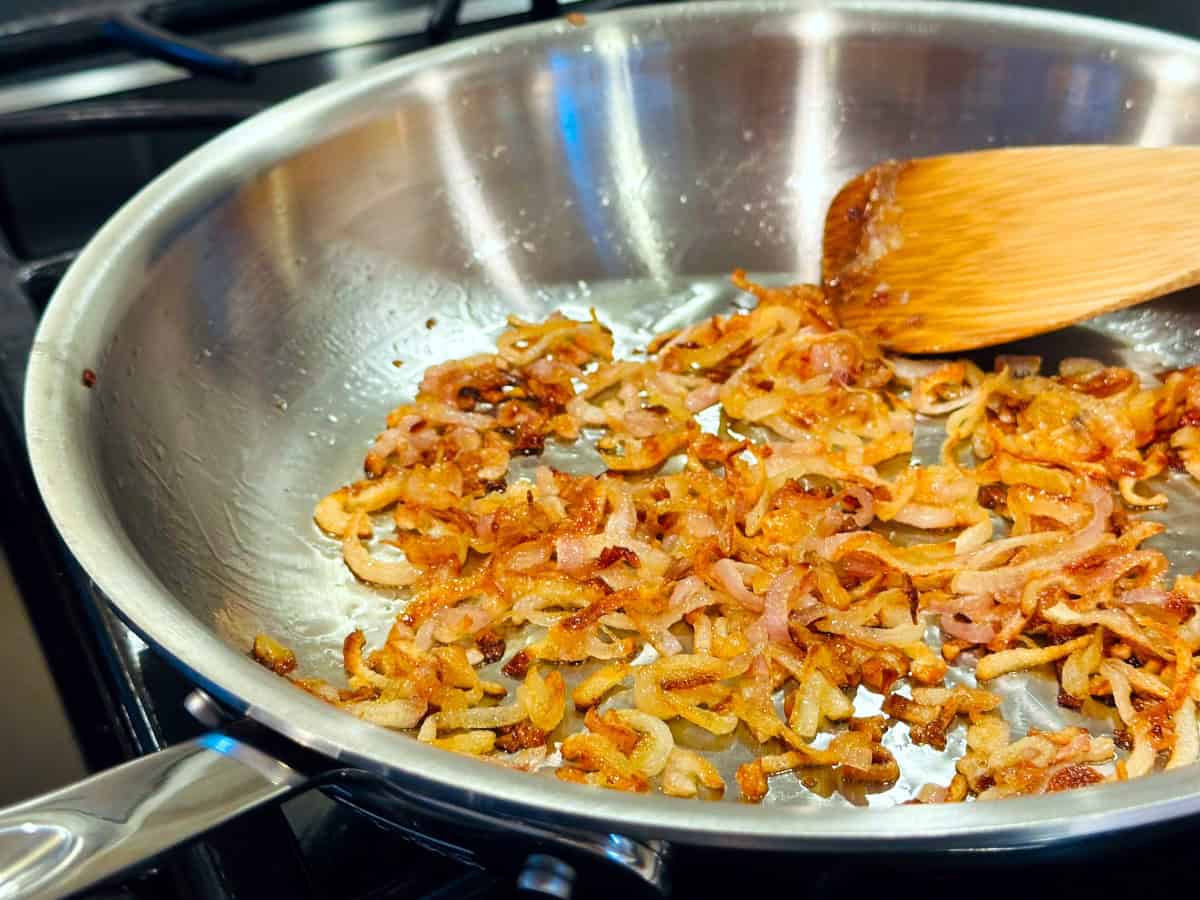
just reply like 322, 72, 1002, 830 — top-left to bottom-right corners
822, 145, 1200, 354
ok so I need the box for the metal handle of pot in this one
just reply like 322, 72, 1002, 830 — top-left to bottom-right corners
0, 732, 306, 900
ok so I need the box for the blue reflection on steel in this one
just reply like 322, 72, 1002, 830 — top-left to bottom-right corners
549, 51, 619, 269
200, 733, 237, 756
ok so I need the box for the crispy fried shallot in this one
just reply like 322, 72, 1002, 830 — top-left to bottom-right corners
252, 273, 1200, 804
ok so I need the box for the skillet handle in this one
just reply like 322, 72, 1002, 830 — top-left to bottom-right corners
0, 732, 306, 900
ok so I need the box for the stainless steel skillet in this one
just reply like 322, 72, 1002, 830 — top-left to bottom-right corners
11, 2, 1200, 897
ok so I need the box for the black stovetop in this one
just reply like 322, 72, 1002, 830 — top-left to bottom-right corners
4, 2, 1200, 898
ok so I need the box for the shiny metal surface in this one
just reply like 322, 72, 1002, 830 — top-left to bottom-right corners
0, 733, 302, 900
331, 771, 671, 894
22, 0, 1200, 856
517, 855, 577, 899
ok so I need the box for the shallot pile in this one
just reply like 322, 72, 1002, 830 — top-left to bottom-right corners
254, 271, 1200, 803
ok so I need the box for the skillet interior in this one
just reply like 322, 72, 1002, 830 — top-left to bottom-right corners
26, 0, 1200, 847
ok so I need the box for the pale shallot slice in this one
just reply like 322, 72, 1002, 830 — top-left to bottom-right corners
623, 408, 670, 438
1168, 697, 1199, 770
994, 355, 1042, 377
566, 395, 608, 425
534, 466, 567, 520
507, 541, 552, 572
842, 486, 876, 529
437, 703, 528, 733
762, 570, 802, 643
668, 575, 706, 608
605, 489, 638, 542
345, 697, 427, 729
958, 531, 1060, 571
915, 390, 979, 417
366, 415, 424, 469
612, 709, 675, 777
1115, 586, 1172, 608
585, 635, 636, 660
636, 578, 714, 656
1065, 549, 1165, 594
661, 748, 725, 798
685, 381, 721, 412
1101, 661, 1156, 778
939, 613, 996, 645
433, 604, 495, 643
414, 617, 440, 650
652, 630, 684, 657
976, 634, 1093, 681
915, 783, 949, 804
888, 357, 943, 386
835, 741, 873, 773
817, 619, 924, 647
679, 511, 718, 538
422, 405, 493, 431
712, 558, 763, 612
953, 486, 1112, 595
485, 746, 549, 772
925, 593, 995, 618
954, 517, 992, 555
554, 536, 590, 575
1059, 357, 1103, 377
892, 503, 958, 530
343, 512, 420, 587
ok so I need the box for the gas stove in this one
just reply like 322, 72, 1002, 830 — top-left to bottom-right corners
4, 2, 1200, 899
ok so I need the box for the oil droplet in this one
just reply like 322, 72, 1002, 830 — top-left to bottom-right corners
679, 194, 688, 204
